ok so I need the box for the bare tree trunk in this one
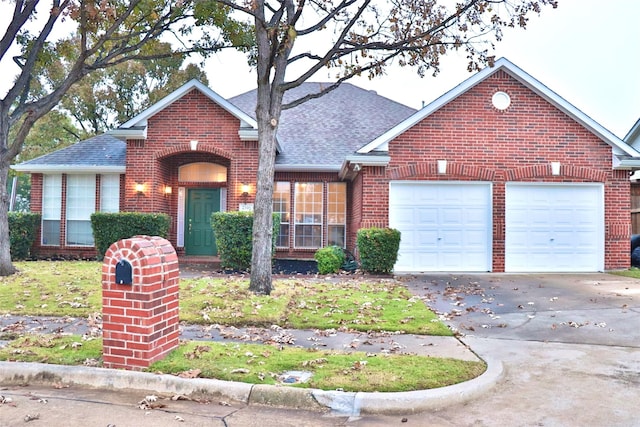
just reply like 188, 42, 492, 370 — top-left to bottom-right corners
249, 122, 277, 295
0, 126, 16, 275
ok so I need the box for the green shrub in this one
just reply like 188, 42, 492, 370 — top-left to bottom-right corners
8, 212, 40, 260
90, 212, 170, 259
314, 246, 345, 274
211, 212, 280, 271
356, 227, 401, 274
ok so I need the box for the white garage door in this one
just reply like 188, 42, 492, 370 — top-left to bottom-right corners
389, 182, 492, 272
505, 183, 604, 272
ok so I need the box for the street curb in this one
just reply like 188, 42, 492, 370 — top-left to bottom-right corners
0, 357, 502, 415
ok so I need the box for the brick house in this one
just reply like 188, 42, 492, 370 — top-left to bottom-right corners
13, 58, 640, 272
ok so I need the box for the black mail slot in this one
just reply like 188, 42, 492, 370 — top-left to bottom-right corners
115, 259, 132, 285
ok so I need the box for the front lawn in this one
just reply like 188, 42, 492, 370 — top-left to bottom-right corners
0, 261, 485, 392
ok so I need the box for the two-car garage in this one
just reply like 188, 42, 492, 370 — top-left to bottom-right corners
389, 181, 604, 273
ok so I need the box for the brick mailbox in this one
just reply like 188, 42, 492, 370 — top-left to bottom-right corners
102, 236, 180, 370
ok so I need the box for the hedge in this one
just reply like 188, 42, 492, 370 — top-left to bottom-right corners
211, 211, 280, 271
91, 212, 170, 259
356, 227, 401, 274
8, 212, 40, 260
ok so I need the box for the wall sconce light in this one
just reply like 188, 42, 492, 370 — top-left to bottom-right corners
190, 140, 199, 151
164, 185, 172, 196
135, 183, 145, 194
551, 162, 561, 176
241, 183, 250, 195
437, 160, 447, 174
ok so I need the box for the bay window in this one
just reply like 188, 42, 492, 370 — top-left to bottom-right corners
273, 181, 347, 250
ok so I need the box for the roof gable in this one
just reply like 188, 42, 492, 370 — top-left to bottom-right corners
357, 58, 640, 159
110, 79, 258, 141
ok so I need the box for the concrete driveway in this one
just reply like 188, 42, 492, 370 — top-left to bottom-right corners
392, 273, 640, 427
403, 273, 640, 346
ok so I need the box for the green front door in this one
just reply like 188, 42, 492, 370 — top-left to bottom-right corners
185, 189, 220, 255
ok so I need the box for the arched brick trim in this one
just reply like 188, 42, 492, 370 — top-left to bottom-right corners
506, 164, 608, 182
562, 164, 608, 182
155, 144, 235, 161
388, 162, 495, 180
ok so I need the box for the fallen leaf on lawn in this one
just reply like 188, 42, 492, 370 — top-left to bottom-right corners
177, 369, 201, 379
231, 368, 250, 374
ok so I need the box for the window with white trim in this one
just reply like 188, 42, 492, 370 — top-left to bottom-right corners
100, 174, 120, 212
327, 182, 346, 247
294, 182, 323, 248
42, 175, 61, 246
66, 174, 96, 246
273, 182, 290, 247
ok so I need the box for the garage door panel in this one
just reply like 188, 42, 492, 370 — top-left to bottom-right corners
505, 184, 603, 272
390, 182, 492, 272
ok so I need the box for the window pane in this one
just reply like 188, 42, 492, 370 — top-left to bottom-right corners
178, 163, 227, 182
328, 225, 345, 247
42, 220, 60, 246
294, 183, 322, 248
295, 225, 322, 248
42, 175, 62, 246
100, 174, 120, 212
67, 220, 94, 246
66, 175, 96, 246
273, 182, 290, 247
327, 182, 346, 247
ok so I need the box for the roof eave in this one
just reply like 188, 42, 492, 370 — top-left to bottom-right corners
10, 165, 126, 174
109, 127, 146, 140
275, 164, 341, 173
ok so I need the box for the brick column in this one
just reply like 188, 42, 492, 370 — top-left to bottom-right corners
101, 236, 179, 370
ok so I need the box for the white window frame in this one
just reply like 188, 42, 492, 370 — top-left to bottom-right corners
100, 174, 120, 213
65, 174, 96, 246
327, 182, 346, 248
42, 174, 62, 246
273, 182, 291, 248
294, 182, 323, 249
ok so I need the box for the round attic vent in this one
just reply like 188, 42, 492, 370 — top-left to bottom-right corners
491, 91, 511, 110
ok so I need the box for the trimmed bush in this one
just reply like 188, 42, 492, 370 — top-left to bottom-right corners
211, 212, 280, 271
356, 227, 401, 274
91, 212, 170, 259
8, 212, 40, 260
314, 246, 345, 274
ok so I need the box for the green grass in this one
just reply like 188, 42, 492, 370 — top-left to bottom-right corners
0, 334, 484, 392
0, 333, 102, 365
1, 262, 452, 336
0, 261, 102, 317
610, 268, 640, 279
150, 341, 484, 392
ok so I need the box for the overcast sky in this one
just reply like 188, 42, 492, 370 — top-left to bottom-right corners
207, 0, 640, 139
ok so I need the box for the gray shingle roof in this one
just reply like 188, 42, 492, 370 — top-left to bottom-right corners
13, 82, 416, 172
230, 82, 416, 168
13, 133, 125, 171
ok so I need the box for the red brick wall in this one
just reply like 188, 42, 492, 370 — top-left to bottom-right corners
360, 70, 630, 271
